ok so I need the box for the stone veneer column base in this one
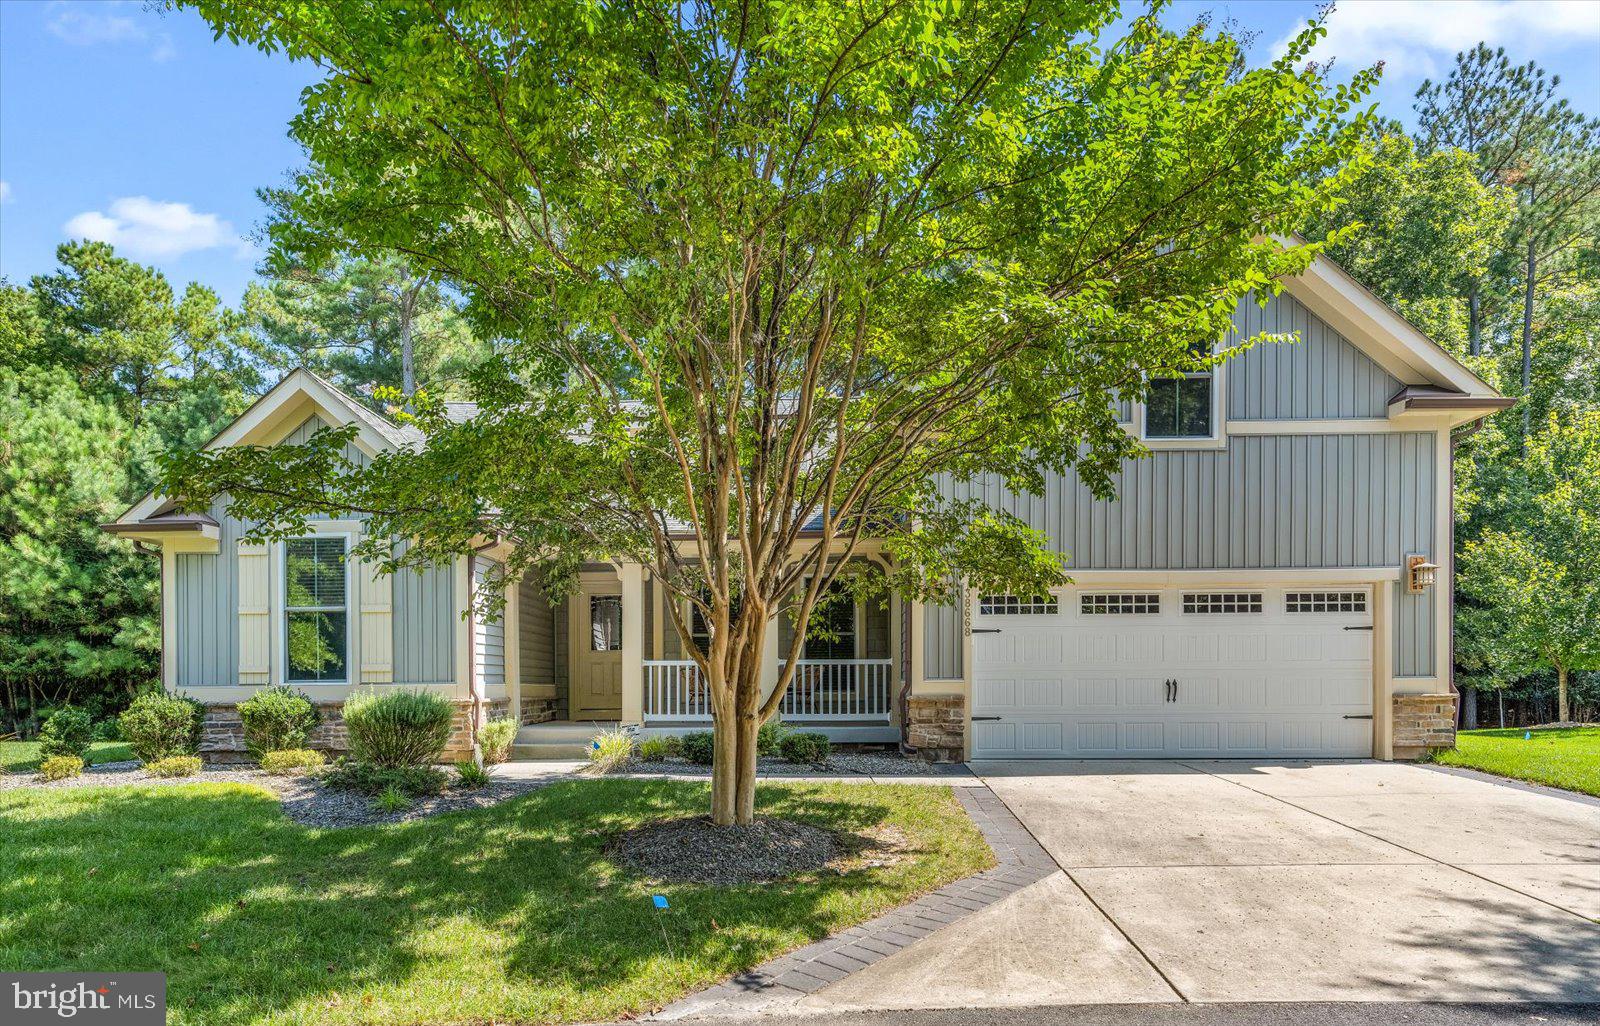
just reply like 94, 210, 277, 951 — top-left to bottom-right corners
904, 694, 966, 763
199, 697, 509, 765
520, 698, 557, 725
1392, 693, 1458, 760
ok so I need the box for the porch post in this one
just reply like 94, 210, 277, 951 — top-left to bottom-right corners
760, 613, 782, 705
620, 561, 645, 725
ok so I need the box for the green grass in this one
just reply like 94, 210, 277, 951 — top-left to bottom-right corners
1431, 727, 1600, 797
0, 778, 991, 1026
0, 740, 134, 774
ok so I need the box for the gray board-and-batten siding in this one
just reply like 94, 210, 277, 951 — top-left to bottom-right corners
922, 432, 1438, 681
170, 414, 456, 690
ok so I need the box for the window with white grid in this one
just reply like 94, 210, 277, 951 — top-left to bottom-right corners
1285, 591, 1368, 614
979, 595, 1059, 615
1182, 592, 1263, 614
1079, 593, 1161, 615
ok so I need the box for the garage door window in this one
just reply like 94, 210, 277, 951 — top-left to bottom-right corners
1182, 592, 1263, 614
1080, 593, 1160, 615
1286, 591, 1367, 613
979, 595, 1059, 615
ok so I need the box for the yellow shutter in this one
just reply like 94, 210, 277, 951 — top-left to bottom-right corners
357, 539, 394, 683
237, 541, 271, 685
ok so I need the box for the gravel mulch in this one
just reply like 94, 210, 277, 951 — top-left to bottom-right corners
610, 815, 839, 885
630, 749, 964, 777
0, 760, 560, 828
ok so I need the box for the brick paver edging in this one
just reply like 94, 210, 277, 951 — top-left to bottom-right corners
651, 785, 1058, 1021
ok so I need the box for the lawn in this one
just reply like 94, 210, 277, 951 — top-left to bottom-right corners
0, 777, 991, 1026
1431, 727, 1600, 797
0, 740, 134, 774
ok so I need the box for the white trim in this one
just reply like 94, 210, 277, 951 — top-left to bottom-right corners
161, 548, 177, 689
1434, 425, 1452, 684
1060, 567, 1402, 586
1228, 418, 1395, 435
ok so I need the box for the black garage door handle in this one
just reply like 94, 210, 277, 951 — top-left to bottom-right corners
1343, 714, 1374, 720
1343, 625, 1374, 631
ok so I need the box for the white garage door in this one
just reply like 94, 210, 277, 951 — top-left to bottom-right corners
971, 588, 1374, 759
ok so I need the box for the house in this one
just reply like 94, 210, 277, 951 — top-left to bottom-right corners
104, 253, 1511, 764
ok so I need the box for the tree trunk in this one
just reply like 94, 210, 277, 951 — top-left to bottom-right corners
708, 655, 766, 827
1467, 284, 1481, 357
1520, 205, 1536, 439
1461, 685, 1478, 730
1556, 666, 1570, 725
400, 281, 420, 398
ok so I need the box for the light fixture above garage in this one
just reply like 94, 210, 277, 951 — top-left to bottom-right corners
1406, 554, 1438, 593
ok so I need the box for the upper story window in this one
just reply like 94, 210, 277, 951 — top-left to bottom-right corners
284, 536, 348, 683
1144, 340, 1218, 440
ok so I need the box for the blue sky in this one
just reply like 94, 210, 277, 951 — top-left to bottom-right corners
2, 0, 1597, 304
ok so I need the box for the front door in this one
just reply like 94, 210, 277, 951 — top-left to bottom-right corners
571, 579, 624, 718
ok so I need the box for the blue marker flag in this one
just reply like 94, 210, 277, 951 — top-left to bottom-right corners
1525, 731, 1532, 740
653, 895, 669, 909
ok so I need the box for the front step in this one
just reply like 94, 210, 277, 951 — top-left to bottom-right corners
511, 742, 591, 760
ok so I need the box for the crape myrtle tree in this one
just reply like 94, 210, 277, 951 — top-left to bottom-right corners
166, 1, 1373, 824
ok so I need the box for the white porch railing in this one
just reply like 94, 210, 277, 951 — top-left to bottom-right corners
642, 658, 895, 723
779, 659, 894, 721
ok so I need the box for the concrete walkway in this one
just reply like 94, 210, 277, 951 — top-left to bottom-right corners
790, 760, 1600, 1014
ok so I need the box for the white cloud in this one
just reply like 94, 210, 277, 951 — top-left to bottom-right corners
1275, 1, 1600, 80
65, 197, 251, 260
0, 181, 11, 204
45, 1, 176, 63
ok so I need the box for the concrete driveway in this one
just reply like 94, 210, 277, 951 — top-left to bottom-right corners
798, 761, 1600, 1012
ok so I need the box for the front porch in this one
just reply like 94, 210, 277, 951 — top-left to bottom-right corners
502, 562, 906, 753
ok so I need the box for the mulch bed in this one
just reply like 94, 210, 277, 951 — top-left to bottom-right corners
0, 760, 554, 828
610, 815, 841, 885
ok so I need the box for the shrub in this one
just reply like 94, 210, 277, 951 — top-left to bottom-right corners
587, 728, 634, 772
757, 718, 791, 757
454, 760, 491, 789
342, 689, 455, 767
324, 761, 447, 798
38, 706, 93, 759
780, 732, 831, 765
477, 717, 518, 765
121, 692, 203, 763
374, 786, 412, 813
145, 755, 202, 778
637, 735, 680, 762
259, 749, 325, 775
37, 755, 85, 781
238, 686, 319, 758
92, 717, 122, 743
679, 730, 715, 765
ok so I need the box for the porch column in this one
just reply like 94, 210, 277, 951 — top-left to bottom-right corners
759, 611, 782, 704
620, 561, 645, 725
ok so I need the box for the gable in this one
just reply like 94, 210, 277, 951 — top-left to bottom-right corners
1227, 291, 1399, 420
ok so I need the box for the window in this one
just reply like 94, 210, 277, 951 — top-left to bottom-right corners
1145, 374, 1213, 438
590, 595, 622, 651
803, 592, 857, 659
979, 595, 1060, 615
284, 537, 348, 683
1286, 591, 1367, 614
1080, 593, 1160, 615
1183, 592, 1263, 614
688, 592, 741, 656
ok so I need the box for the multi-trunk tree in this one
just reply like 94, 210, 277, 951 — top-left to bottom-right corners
167, 1, 1372, 824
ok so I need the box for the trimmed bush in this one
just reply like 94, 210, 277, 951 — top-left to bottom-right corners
145, 755, 202, 778
637, 735, 680, 762
238, 686, 319, 758
780, 732, 831, 765
454, 760, 491, 789
38, 706, 93, 760
477, 717, 518, 765
259, 749, 325, 775
587, 728, 634, 772
679, 730, 715, 765
757, 718, 791, 757
120, 692, 203, 763
342, 689, 455, 767
37, 755, 85, 781
324, 761, 447, 798
92, 717, 122, 742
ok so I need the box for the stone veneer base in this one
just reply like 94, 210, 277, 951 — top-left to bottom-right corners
200, 697, 509, 764
903, 694, 965, 763
1392, 692, 1458, 761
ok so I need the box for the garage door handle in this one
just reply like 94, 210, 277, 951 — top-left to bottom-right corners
1343, 714, 1374, 720
971, 628, 1002, 634
1343, 625, 1374, 631
972, 716, 1002, 721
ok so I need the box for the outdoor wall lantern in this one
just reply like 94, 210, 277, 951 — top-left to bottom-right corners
1406, 554, 1439, 594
